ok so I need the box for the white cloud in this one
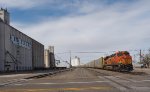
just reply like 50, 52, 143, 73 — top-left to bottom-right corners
11, 0, 150, 64
0, 0, 97, 10
0, 0, 50, 9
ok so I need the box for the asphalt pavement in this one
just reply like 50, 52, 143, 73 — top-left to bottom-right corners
0, 68, 150, 92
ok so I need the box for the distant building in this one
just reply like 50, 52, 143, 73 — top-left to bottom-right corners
71, 56, 80, 67
0, 8, 10, 24
44, 50, 50, 68
44, 46, 55, 68
0, 8, 44, 72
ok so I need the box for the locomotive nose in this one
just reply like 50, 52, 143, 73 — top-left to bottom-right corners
124, 57, 132, 64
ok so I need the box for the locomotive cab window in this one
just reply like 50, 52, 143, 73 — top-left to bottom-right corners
117, 53, 123, 56
124, 51, 129, 55
111, 54, 116, 57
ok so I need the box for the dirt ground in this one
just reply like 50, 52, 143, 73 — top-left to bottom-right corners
133, 67, 150, 74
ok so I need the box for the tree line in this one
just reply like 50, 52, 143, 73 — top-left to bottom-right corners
139, 49, 150, 68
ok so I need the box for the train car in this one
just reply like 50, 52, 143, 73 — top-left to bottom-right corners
103, 51, 133, 71
94, 57, 104, 69
88, 61, 95, 68
85, 51, 133, 72
84, 60, 95, 68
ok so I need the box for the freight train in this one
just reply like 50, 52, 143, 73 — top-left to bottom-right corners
84, 51, 133, 72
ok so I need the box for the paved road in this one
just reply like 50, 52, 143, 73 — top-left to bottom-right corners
0, 69, 66, 87
0, 68, 150, 92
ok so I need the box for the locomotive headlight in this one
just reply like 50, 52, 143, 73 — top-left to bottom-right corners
118, 62, 122, 64
128, 59, 132, 64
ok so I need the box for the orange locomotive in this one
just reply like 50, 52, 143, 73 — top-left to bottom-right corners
103, 51, 133, 71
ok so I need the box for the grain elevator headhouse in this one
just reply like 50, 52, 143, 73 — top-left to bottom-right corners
0, 8, 10, 24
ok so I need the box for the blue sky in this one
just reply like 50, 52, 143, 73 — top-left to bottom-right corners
0, 0, 150, 66
4, 0, 136, 23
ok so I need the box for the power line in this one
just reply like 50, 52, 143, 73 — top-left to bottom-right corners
56, 49, 149, 54
73, 52, 106, 53
55, 54, 70, 66
55, 49, 150, 63
55, 54, 66, 62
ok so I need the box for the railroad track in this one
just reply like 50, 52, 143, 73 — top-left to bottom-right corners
86, 68, 133, 91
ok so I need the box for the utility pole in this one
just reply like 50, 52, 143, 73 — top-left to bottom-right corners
69, 50, 72, 68
140, 49, 142, 63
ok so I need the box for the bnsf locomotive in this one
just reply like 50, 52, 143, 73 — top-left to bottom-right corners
84, 51, 133, 72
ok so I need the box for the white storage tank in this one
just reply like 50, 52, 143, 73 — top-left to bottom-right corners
71, 56, 80, 67
44, 46, 56, 68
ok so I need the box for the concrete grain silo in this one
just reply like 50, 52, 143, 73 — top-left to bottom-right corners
0, 8, 44, 72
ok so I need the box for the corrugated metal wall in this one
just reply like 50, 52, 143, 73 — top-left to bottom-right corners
0, 21, 45, 72
32, 40, 44, 69
0, 22, 33, 71
0, 22, 5, 71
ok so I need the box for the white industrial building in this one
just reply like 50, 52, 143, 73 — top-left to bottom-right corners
71, 56, 80, 67
0, 8, 44, 72
44, 46, 55, 68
